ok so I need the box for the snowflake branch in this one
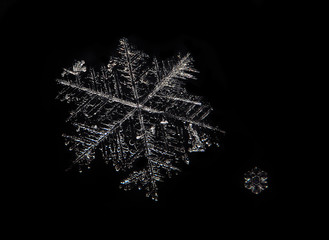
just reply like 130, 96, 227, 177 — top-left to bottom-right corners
56, 79, 137, 108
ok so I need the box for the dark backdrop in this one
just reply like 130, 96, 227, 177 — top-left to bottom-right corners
1, 0, 296, 232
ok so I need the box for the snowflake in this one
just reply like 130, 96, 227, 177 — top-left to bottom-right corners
244, 167, 268, 194
56, 37, 224, 201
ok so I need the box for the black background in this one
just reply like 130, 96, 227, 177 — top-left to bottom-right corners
1, 0, 299, 232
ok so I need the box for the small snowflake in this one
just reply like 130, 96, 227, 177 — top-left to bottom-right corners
244, 167, 268, 194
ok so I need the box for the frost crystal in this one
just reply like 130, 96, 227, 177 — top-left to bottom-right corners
244, 167, 268, 194
56, 38, 224, 201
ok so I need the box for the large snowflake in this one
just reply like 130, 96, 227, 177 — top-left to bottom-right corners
56, 37, 224, 200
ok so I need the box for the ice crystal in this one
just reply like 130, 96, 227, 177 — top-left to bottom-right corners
56, 37, 224, 200
244, 167, 268, 194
